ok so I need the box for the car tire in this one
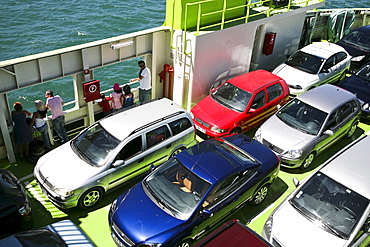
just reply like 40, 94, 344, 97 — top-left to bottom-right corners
230, 127, 241, 134
251, 184, 270, 205
78, 187, 104, 209
176, 239, 192, 247
170, 148, 185, 158
345, 120, 358, 138
301, 152, 315, 169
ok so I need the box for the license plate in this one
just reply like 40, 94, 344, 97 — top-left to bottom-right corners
195, 125, 206, 134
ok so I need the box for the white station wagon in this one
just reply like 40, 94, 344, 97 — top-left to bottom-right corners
34, 98, 197, 209
272, 42, 351, 96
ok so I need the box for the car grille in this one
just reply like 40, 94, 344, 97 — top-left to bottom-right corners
112, 221, 135, 246
262, 139, 284, 154
39, 171, 53, 189
195, 117, 210, 128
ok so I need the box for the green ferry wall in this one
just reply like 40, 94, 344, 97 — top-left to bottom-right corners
165, 0, 247, 30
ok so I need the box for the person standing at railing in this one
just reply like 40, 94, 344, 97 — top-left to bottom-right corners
45, 90, 69, 144
11, 102, 33, 157
130, 60, 151, 103
123, 84, 134, 108
29, 100, 51, 150
110, 83, 124, 111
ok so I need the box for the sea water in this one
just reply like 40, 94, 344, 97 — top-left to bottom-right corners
0, 0, 364, 110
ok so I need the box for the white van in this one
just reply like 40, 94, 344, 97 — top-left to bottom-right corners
34, 98, 196, 209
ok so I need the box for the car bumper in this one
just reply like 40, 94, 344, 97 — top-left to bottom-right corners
193, 122, 229, 138
35, 177, 79, 209
279, 157, 303, 169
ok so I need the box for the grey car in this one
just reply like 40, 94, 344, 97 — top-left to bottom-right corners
254, 84, 361, 169
262, 135, 370, 247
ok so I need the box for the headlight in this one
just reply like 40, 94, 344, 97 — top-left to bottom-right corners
211, 126, 225, 133
189, 112, 194, 119
282, 149, 302, 159
351, 55, 365, 62
254, 128, 262, 142
263, 215, 274, 241
19, 200, 31, 216
53, 188, 74, 197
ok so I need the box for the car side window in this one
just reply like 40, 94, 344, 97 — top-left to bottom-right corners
322, 56, 335, 71
338, 101, 354, 122
169, 118, 192, 136
325, 109, 340, 130
335, 52, 347, 63
267, 83, 283, 102
203, 174, 239, 208
118, 136, 142, 160
146, 125, 171, 148
251, 90, 266, 109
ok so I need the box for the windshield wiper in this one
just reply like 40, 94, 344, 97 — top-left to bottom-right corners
319, 219, 346, 239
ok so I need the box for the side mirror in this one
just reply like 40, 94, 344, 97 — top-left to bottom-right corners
248, 108, 256, 113
112, 160, 124, 167
293, 177, 300, 187
321, 68, 329, 73
323, 129, 334, 136
200, 209, 214, 218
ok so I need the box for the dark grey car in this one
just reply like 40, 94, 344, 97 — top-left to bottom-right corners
254, 84, 361, 169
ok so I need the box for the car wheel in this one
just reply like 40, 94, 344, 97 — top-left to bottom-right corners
170, 148, 185, 158
176, 239, 192, 247
345, 121, 358, 138
78, 187, 103, 209
230, 127, 241, 134
251, 184, 270, 205
301, 152, 315, 169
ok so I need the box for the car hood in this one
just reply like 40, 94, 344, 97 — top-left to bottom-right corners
112, 184, 184, 244
273, 64, 317, 88
35, 142, 103, 189
272, 202, 346, 247
259, 115, 313, 151
339, 76, 370, 103
337, 40, 369, 57
191, 96, 240, 128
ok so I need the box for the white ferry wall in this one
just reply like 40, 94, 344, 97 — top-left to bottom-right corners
171, 4, 324, 110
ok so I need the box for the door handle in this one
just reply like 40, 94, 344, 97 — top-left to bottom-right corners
138, 158, 144, 163
166, 144, 171, 149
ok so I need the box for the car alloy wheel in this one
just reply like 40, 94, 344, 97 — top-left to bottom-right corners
177, 239, 191, 247
171, 148, 185, 157
251, 184, 269, 205
79, 187, 103, 209
301, 152, 315, 169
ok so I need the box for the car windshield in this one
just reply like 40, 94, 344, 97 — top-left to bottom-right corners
211, 82, 252, 112
356, 63, 370, 81
285, 51, 324, 74
72, 123, 120, 167
276, 99, 327, 135
341, 30, 370, 50
0, 171, 19, 194
290, 172, 369, 239
144, 158, 211, 220
209, 139, 258, 164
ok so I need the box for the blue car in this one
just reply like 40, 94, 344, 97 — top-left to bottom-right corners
338, 62, 370, 119
108, 134, 280, 247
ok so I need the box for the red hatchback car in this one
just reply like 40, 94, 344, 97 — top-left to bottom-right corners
191, 69, 289, 137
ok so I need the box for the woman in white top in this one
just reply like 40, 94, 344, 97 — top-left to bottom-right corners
30, 100, 51, 150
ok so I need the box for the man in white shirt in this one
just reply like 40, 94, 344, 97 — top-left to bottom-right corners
45, 90, 69, 143
130, 60, 151, 103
